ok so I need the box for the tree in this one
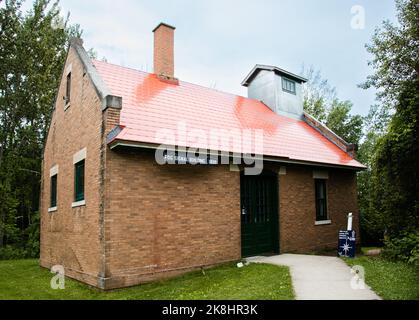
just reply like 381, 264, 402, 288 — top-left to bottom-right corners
357, 105, 391, 245
326, 100, 363, 146
301, 66, 364, 146
361, 0, 418, 239
0, 0, 81, 257
301, 65, 337, 122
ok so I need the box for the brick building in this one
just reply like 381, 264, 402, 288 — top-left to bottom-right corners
40, 23, 365, 289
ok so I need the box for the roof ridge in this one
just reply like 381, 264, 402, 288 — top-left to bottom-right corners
92, 59, 150, 76
92, 59, 256, 102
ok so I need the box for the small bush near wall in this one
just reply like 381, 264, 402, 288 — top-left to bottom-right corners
24, 212, 40, 258
0, 212, 39, 261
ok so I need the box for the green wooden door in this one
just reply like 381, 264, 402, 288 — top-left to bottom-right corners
240, 171, 279, 257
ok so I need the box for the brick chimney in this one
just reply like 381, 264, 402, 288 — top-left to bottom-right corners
153, 22, 178, 83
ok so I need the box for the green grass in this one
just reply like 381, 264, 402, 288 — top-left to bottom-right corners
344, 255, 419, 300
0, 260, 294, 300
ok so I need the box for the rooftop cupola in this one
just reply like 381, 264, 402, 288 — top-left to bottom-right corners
242, 64, 307, 119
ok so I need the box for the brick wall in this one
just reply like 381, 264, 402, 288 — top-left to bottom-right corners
279, 165, 360, 253
101, 153, 359, 289
102, 150, 241, 289
40, 46, 103, 286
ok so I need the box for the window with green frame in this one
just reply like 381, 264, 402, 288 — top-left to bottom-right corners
74, 160, 85, 202
282, 77, 296, 94
50, 174, 57, 208
65, 72, 71, 104
315, 179, 328, 221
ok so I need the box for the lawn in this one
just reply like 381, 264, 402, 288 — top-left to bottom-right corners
0, 260, 294, 300
344, 255, 419, 300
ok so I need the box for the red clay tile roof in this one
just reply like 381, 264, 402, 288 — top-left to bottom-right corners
93, 60, 365, 169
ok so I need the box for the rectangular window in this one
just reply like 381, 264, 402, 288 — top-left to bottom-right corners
74, 160, 85, 202
282, 77, 296, 94
50, 174, 57, 208
315, 179, 328, 221
66, 72, 71, 104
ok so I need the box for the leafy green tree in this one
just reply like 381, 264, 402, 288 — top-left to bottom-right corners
326, 100, 363, 146
0, 0, 81, 257
362, 0, 418, 240
301, 65, 337, 122
357, 105, 391, 245
301, 66, 364, 146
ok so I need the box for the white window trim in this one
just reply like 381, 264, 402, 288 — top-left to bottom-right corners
66, 64, 72, 75
278, 166, 287, 176
49, 166, 59, 212
313, 170, 329, 179
315, 219, 332, 226
73, 148, 87, 206
73, 148, 87, 164
50, 165, 59, 177
229, 164, 240, 172
314, 177, 330, 223
72, 200, 86, 208
64, 65, 72, 110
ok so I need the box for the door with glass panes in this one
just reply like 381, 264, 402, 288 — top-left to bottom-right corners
240, 171, 279, 257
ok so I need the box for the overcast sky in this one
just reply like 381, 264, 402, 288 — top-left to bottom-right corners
21, 0, 397, 115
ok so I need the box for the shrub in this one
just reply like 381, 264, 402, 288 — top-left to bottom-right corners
382, 231, 419, 266
0, 211, 40, 260
24, 211, 40, 258
0, 245, 28, 260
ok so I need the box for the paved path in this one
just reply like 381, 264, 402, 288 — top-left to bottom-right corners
246, 254, 381, 300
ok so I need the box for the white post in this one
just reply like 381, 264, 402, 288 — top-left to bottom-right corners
347, 212, 353, 231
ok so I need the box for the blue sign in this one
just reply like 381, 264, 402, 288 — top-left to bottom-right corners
338, 230, 356, 258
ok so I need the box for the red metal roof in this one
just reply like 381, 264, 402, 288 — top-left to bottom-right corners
93, 60, 365, 169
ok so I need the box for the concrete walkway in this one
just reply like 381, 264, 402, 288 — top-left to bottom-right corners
246, 254, 381, 300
